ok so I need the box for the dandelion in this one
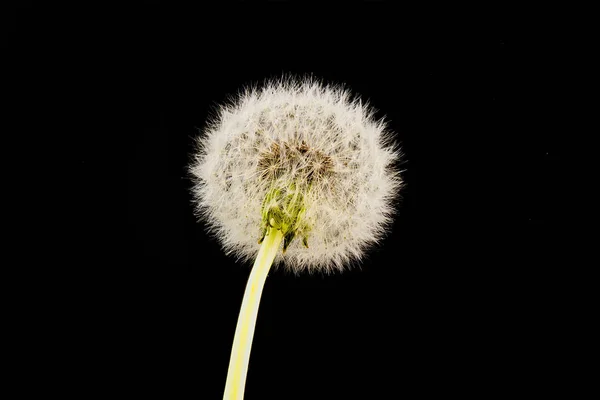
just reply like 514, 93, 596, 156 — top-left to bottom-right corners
189, 76, 403, 399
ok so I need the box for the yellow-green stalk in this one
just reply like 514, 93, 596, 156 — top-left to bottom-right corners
221, 225, 282, 400
223, 183, 310, 400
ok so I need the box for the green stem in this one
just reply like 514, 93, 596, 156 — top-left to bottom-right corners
222, 227, 283, 400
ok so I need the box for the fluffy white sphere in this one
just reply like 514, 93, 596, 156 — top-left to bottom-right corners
190, 77, 403, 273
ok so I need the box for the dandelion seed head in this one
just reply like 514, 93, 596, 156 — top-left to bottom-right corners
190, 77, 403, 274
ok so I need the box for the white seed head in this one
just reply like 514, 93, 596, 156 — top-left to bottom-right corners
190, 77, 403, 274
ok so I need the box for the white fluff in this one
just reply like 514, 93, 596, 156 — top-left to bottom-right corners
190, 77, 403, 274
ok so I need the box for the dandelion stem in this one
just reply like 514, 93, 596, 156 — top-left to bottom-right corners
223, 227, 283, 400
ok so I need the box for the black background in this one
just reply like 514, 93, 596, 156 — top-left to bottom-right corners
8, 2, 568, 399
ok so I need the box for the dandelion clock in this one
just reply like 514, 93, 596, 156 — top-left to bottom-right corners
189, 77, 403, 399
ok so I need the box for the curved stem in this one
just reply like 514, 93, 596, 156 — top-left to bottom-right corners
223, 227, 283, 400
